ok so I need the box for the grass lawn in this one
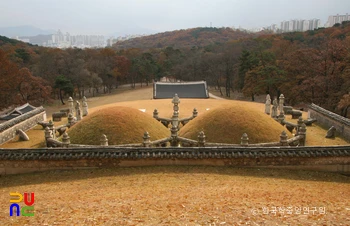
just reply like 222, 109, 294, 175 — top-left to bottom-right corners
0, 166, 349, 225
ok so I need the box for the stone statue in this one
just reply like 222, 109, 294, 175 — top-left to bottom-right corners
68, 97, 74, 115
265, 95, 271, 115
266, 94, 271, 101
75, 101, 82, 121
82, 96, 88, 116
271, 97, 278, 118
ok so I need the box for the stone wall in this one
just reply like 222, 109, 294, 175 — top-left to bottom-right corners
0, 146, 349, 175
0, 107, 46, 145
308, 104, 350, 141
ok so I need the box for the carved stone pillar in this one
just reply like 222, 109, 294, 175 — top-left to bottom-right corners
279, 94, 285, 114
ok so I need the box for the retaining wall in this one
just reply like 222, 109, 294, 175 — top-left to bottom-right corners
0, 107, 46, 145
308, 104, 350, 142
0, 146, 349, 175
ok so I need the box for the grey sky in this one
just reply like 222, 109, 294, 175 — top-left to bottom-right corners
0, 0, 349, 35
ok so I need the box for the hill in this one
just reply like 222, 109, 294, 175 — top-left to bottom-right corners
0, 35, 38, 47
1, 24, 349, 119
112, 27, 261, 49
0, 35, 21, 46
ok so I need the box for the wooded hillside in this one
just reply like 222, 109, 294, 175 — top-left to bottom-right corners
112, 27, 261, 49
0, 23, 349, 117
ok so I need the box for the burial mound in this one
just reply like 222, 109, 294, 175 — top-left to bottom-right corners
68, 106, 169, 145
179, 103, 292, 144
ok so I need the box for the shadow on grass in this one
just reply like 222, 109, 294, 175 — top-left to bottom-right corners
0, 165, 349, 188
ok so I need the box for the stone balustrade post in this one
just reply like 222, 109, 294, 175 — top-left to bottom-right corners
279, 131, 288, 146
44, 127, 53, 147
298, 123, 307, 146
278, 111, 285, 124
197, 131, 206, 147
193, 108, 198, 117
297, 116, 303, 134
62, 132, 70, 148
240, 133, 249, 146
67, 113, 75, 127
153, 109, 159, 119
143, 131, 151, 147
100, 134, 108, 146
48, 120, 55, 139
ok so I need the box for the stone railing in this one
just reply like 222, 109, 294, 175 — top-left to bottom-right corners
0, 146, 349, 175
45, 130, 306, 148
0, 146, 348, 159
1, 146, 349, 160
0, 107, 46, 145
308, 104, 350, 141
309, 104, 350, 126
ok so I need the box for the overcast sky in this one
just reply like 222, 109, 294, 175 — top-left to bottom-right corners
0, 0, 349, 35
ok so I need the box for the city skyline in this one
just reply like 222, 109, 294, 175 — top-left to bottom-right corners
1, 0, 350, 36
11, 11, 350, 48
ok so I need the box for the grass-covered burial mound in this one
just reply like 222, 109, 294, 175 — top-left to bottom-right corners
179, 103, 292, 144
68, 106, 169, 145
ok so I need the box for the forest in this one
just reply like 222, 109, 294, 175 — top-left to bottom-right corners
113, 27, 261, 49
0, 24, 349, 117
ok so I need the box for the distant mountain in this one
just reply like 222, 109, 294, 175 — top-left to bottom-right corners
19, 34, 52, 45
112, 27, 261, 50
0, 25, 55, 38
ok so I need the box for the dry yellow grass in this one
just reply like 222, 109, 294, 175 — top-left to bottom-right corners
68, 106, 169, 145
43, 86, 154, 118
0, 166, 349, 225
0, 125, 45, 149
179, 103, 292, 144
